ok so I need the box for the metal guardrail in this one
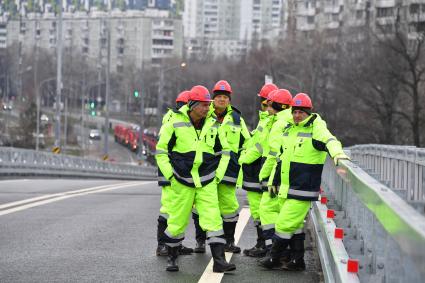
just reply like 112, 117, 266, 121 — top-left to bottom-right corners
315, 156, 425, 283
350, 144, 425, 207
0, 146, 156, 180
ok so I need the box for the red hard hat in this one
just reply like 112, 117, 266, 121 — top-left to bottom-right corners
213, 80, 232, 94
292, 93, 313, 108
176, 90, 191, 103
190, 85, 213, 102
268, 89, 292, 105
258, 83, 278, 99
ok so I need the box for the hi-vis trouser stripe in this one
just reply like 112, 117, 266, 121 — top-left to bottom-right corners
206, 230, 226, 245
262, 223, 275, 246
222, 211, 239, 222
275, 228, 304, 240
164, 229, 185, 247
159, 213, 169, 220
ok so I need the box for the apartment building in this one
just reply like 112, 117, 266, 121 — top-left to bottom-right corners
183, 0, 284, 58
5, 9, 183, 72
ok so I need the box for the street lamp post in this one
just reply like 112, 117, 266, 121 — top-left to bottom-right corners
156, 62, 186, 130
54, 0, 63, 150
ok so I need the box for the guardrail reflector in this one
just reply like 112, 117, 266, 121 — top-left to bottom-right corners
320, 196, 328, 204
347, 259, 359, 273
327, 209, 335, 219
334, 228, 344, 239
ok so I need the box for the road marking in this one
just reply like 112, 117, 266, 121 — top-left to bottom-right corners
0, 179, 29, 183
198, 207, 251, 283
0, 181, 152, 216
0, 183, 132, 210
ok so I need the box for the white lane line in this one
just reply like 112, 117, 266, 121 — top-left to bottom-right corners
198, 207, 251, 283
0, 179, 29, 183
0, 181, 152, 217
0, 182, 134, 210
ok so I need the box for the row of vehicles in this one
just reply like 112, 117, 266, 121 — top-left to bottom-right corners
113, 124, 158, 159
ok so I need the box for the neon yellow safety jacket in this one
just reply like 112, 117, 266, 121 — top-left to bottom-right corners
266, 113, 345, 201
238, 111, 272, 192
155, 105, 231, 188
157, 107, 182, 187
257, 109, 292, 188
210, 104, 250, 185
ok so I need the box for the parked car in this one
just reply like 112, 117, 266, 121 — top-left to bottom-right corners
89, 129, 101, 140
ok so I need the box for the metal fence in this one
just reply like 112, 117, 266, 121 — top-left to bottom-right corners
350, 145, 425, 208
317, 157, 425, 283
0, 146, 156, 180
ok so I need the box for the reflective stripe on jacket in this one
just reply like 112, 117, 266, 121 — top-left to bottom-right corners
155, 105, 230, 188
271, 113, 345, 201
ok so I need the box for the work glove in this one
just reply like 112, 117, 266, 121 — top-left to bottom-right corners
268, 186, 279, 198
333, 153, 350, 166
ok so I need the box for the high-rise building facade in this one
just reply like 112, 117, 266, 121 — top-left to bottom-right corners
183, 0, 284, 58
5, 9, 183, 72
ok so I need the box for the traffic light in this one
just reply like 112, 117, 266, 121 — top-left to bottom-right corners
91, 110, 96, 116
90, 101, 95, 109
134, 90, 139, 98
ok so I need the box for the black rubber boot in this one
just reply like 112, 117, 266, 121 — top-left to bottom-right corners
166, 246, 179, 272
282, 233, 306, 271
244, 224, 266, 257
179, 245, 194, 255
194, 241, 206, 253
192, 212, 206, 253
259, 238, 290, 269
210, 243, 236, 273
223, 221, 241, 253
156, 216, 168, 256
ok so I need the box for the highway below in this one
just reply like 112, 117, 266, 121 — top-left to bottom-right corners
0, 179, 322, 282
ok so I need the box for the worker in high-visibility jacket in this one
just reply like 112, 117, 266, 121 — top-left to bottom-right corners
255, 89, 293, 257
238, 83, 278, 257
259, 93, 349, 271
193, 80, 251, 253
156, 90, 193, 256
155, 85, 236, 273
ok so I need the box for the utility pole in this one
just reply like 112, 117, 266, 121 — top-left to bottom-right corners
103, 9, 111, 160
35, 27, 40, 150
138, 88, 145, 165
80, 68, 87, 157
54, 0, 63, 150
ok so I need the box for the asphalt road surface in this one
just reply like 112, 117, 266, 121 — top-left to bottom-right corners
0, 179, 322, 282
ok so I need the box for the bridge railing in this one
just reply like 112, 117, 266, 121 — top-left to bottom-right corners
0, 146, 156, 180
350, 144, 425, 209
312, 154, 425, 283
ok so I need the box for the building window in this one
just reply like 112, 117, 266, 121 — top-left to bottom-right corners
410, 4, 419, 14
82, 46, 88, 54
118, 47, 124, 55
152, 39, 173, 45
307, 16, 315, 24
376, 7, 393, 18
